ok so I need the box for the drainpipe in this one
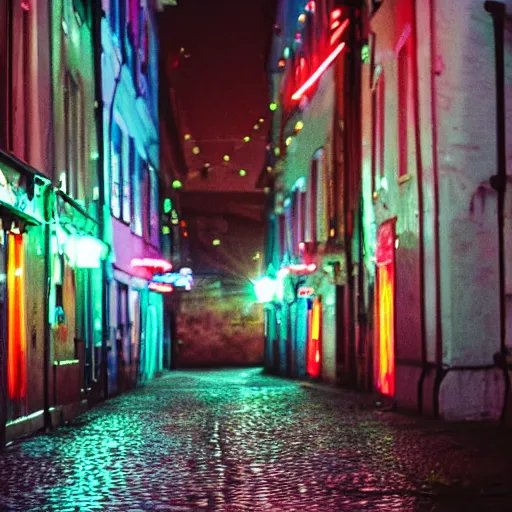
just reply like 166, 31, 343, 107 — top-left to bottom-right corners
484, 1, 508, 422
43, 184, 53, 430
44, 0, 56, 432
91, 0, 109, 402
429, 0, 445, 418
412, 0, 428, 414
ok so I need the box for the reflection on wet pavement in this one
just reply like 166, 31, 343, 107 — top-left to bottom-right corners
0, 369, 447, 510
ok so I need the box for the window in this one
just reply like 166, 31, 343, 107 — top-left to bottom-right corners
110, 119, 131, 223
110, 122, 122, 218
309, 159, 318, 242
64, 73, 83, 198
131, 149, 142, 236
397, 42, 408, 177
147, 165, 158, 243
373, 72, 385, 191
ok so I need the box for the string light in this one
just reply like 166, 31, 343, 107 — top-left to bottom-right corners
269, 102, 278, 111
172, 180, 182, 189
182, 113, 267, 180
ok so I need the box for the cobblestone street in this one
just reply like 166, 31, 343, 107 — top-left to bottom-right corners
1, 369, 512, 511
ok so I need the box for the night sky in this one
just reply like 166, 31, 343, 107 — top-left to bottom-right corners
160, 0, 277, 193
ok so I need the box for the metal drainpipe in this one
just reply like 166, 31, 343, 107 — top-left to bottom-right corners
44, 0, 56, 432
91, 1, 110, 401
484, 1, 508, 422
412, 0, 428, 414
43, 184, 52, 430
429, 0, 445, 418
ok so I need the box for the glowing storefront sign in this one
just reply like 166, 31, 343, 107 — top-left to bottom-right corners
0, 166, 45, 224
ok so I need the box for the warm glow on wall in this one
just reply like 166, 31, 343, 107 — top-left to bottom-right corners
8, 234, 27, 400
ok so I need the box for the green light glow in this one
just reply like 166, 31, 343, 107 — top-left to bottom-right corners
269, 102, 278, 111
172, 180, 182, 189
162, 226, 170, 235
223, 155, 230, 162
361, 44, 370, 64
212, 239, 221, 246
244, 136, 251, 143
283, 47, 290, 59
163, 198, 172, 213
239, 169, 247, 177
253, 276, 276, 303
274, 147, 280, 156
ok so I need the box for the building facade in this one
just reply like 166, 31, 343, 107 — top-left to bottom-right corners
261, 0, 512, 421
100, 0, 174, 395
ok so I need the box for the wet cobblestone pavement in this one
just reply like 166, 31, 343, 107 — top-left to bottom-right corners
1, 369, 512, 511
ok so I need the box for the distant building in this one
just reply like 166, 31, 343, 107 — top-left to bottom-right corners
100, 0, 168, 394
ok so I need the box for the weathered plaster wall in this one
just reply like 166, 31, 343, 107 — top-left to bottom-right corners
176, 282, 264, 367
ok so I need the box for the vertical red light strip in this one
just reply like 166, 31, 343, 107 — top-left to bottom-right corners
307, 298, 321, 377
376, 221, 396, 396
7, 234, 27, 400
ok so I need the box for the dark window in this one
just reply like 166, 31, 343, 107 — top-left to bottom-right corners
397, 42, 408, 177
64, 73, 82, 198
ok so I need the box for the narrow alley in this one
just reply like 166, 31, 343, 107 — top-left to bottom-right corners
1, 369, 512, 511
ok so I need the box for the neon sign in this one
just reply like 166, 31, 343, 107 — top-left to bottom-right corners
130, 258, 173, 274
148, 282, 174, 293
298, 286, 315, 297
152, 267, 194, 291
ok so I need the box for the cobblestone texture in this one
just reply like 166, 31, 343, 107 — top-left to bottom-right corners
1, 369, 512, 511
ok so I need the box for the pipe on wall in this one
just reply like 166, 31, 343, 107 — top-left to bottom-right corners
484, 1, 509, 422
429, 0, 445, 418
411, 0, 428, 414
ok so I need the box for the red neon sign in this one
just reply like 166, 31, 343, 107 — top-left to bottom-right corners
148, 282, 174, 293
291, 42, 346, 101
330, 18, 349, 47
298, 286, 315, 297
131, 258, 173, 274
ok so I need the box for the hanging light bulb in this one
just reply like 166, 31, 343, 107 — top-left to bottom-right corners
239, 169, 247, 177
223, 155, 230, 162
184, 133, 191, 140
244, 136, 251, 143
269, 102, 278, 111
192, 146, 200, 155
259, 118, 264, 123
253, 124, 259, 130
